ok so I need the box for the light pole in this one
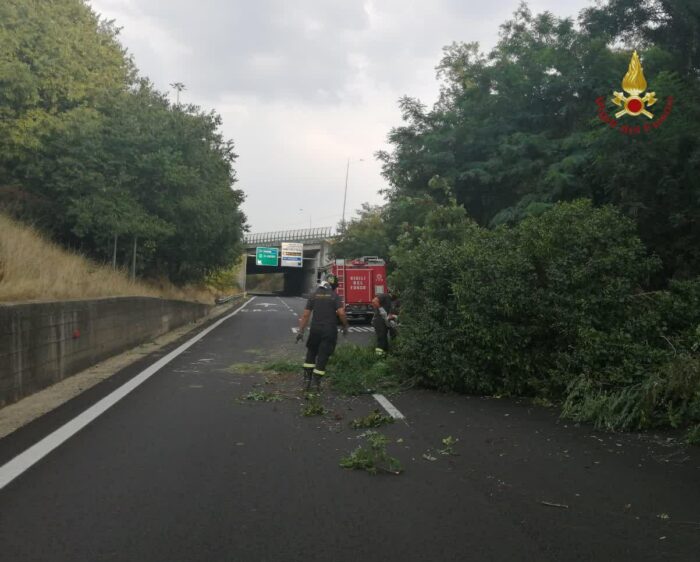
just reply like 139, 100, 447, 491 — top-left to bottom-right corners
170, 82, 186, 105
299, 208, 311, 228
341, 158, 364, 232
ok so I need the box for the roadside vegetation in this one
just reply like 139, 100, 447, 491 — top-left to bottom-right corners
335, 0, 700, 441
262, 360, 300, 374
327, 344, 405, 395
393, 201, 700, 440
243, 390, 283, 403
350, 410, 394, 429
302, 395, 326, 417
0, 0, 245, 295
0, 214, 230, 303
340, 431, 403, 475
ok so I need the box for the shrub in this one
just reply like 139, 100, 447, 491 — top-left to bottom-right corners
328, 344, 401, 395
562, 355, 700, 431
391, 200, 700, 437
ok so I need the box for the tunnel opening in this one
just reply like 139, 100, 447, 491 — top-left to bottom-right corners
245, 253, 317, 297
245, 272, 285, 294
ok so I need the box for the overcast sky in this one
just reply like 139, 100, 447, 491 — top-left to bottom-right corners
89, 0, 593, 234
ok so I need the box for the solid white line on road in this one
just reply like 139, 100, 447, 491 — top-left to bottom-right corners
372, 394, 405, 420
0, 297, 255, 492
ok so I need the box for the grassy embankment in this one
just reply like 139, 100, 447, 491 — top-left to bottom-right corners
0, 214, 240, 303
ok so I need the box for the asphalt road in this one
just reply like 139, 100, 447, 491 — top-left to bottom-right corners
0, 296, 698, 561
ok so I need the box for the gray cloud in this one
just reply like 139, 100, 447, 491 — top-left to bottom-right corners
90, 0, 593, 232
103, 0, 592, 104
113, 0, 371, 102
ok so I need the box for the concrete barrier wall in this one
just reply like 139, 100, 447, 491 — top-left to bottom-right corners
0, 297, 211, 407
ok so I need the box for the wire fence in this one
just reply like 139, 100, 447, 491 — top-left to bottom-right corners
244, 227, 334, 245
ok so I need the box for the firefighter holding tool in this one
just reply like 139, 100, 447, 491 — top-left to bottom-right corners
296, 273, 349, 392
371, 293, 396, 356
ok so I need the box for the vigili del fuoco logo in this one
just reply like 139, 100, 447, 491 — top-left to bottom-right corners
596, 51, 673, 135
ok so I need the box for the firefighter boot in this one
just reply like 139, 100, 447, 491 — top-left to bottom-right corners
312, 373, 323, 393
302, 368, 313, 391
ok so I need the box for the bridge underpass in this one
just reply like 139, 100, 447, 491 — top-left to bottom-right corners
243, 227, 334, 296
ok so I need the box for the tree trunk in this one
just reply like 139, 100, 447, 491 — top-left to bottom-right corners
131, 236, 138, 281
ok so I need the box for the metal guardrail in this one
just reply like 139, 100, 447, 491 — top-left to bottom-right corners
214, 293, 246, 306
244, 227, 334, 245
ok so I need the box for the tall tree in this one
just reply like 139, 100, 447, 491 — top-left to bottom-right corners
0, 0, 131, 186
0, 0, 247, 283
377, 1, 700, 279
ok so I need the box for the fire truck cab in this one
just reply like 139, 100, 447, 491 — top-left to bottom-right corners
323, 256, 387, 322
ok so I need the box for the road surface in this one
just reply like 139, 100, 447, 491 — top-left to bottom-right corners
1, 296, 698, 561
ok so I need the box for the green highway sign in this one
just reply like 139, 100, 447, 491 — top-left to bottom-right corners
255, 247, 279, 266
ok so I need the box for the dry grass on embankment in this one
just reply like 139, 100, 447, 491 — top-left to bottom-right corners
0, 214, 227, 304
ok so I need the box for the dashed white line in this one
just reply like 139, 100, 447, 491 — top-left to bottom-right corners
372, 394, 405, 420
0, 297, 255, 491
278, 297, 299, 318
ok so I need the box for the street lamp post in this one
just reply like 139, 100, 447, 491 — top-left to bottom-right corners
341, 158, 364, 232
299, 208, 311, 228
170, 82, 186, 105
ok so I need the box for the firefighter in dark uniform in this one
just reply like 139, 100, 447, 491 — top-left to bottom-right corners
371, 293, 394, 356
296, 273, 349, 392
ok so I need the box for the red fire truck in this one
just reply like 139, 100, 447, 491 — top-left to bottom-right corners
324, 256, 388, 322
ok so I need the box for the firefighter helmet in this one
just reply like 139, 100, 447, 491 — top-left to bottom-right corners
325, 273, 339, 289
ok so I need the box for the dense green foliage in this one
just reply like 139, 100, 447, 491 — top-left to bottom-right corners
332, 1, 700, 437
367, 0, 700, 279
328, 344, 402, 395
392, 201, 700, 436
0, 0, 245, 283
331, 204, 389, 260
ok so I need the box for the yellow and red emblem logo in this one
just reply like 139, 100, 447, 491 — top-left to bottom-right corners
596, 51, 673, 135
612, 51, 657, 118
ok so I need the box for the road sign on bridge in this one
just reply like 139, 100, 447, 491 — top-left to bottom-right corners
281, 242, 303, 267
255, 247, 279, 266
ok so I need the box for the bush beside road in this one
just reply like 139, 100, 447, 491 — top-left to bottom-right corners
391, 201, 700, 441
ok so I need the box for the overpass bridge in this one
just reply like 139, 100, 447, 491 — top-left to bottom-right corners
243, 227, 335, 295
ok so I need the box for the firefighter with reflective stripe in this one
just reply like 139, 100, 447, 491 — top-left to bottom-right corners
296, 273, 349, 391
372, 294, 396, 356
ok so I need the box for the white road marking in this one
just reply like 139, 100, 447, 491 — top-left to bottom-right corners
290, 326, 373, 334
372, 394, 405, 420
0, 297, 255, 491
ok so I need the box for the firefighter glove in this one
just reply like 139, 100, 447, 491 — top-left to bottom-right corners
295, 331, 304, 343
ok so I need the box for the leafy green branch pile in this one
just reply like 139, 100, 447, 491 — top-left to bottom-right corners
332, 1, 700, 441
0, 0, 245, 284
391, 201, 700, 439
327, 344, 403, 395
340, 431, 403, 475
